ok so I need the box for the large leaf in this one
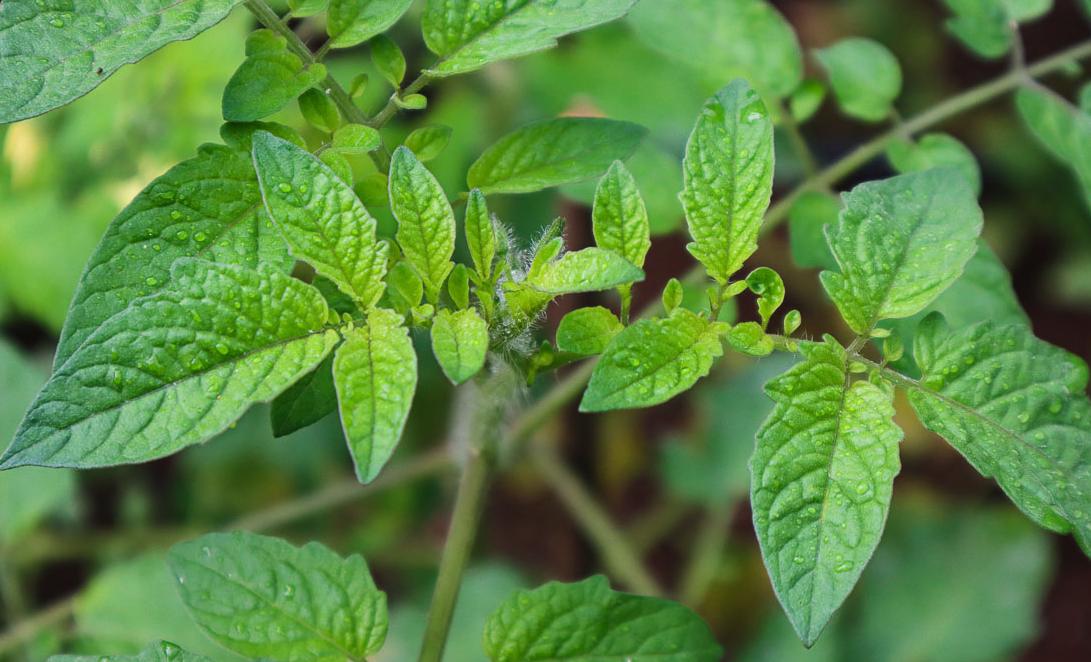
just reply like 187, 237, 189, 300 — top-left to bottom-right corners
528, 248, 644, 295
592, 160, 651, 268
820, 169, 982, 335
467, 118, 646, 195
907, 317, 1091, 554
0, 260, 339, 469
0, 0, 245, 123
581, 308, 723, 412
326, 0, 414, 49
169, 532, 387, 662
53, 139, 295, 370
1016, 87, 1091, 209
482, 576, 723, 662
815, 38, 902, 123
421, 0, 636, 77
681, 79, 775, 286
252, 131, 388, 309
389, 146, 456, 303
751, 339, 903, 646
52, 641, 214, 662
333, 308, 417, 484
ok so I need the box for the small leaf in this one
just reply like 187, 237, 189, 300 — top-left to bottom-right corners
447, 264, 471, 310
815, 37, 902, 123
788, 191, 840, 271
169, 532, 387, 662
332, 124, 383, 154
222, 47, 327, 122
682, 79, 775, 285
790, 78, 826, 123
400, 93, 427, 109
389, 147, 457, 303
385, 262, 425, 315
482, 576, 723, 662
727, 321, 774, 357
886, 133, 982, 196
746, 267, 785, 329
527, 248, 644, 295
431, 308, 489, 384
327, 0, 414, 49
422, 0, 638, 77
0, 0, 247, 123
592, 160, 651, 268
820, 169, 982, 335
662, 278, 684, 314
556, 307, 623, 356
252, 131, 389, 309
581, 308, 723, 412
468, 118, 647, 195
1016, 87, 1091, 209
289, 0, 330, 17
51, 640, 214, 662
464, 189, 496, 283
942, 0, 1052, 58
271, 354, 337, 437
751, 339, 903, 646
333, 309, 417, 483
298, 88, 341, 133
783, 309, 802, 336
371, 34, 406, 87
404, 125, 453, 162
1, 260, 339, 469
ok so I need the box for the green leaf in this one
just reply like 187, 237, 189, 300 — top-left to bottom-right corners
0, 0, 246, 123
252, 131, 389, 309
746, 267, 785, 328
726, 321, 774, 357
52, 640, 214, 662
404, 125, 453, 162
326, 0, 414, 49
389, 146, 457, 303
789, 78, 826, 123
431, 308, 489, 384
384, 262, 425, 315
942, 0, 1052, 58
527, 248, 644, 295
482, 576, 722, 662
289, 0, 330, 17
629, 0, 803, 99
271, 354, 337, 437
581, 308, 723, 412
371, 34, 406, 87
222, 45, 327, 122
788, 190, 840, 271
467, 118, 647, 195
53, 140, 295, 370
0, 260, 339, 470
332, 124, 383, 154
333, 308, 417, 483
556, 307, 623, 356
168, 531, 387, 662
1016, 87, 1091, 209
751, 339, 903, 646
907, 319, 1091, 553
422, 0, 637, 77
298, 88, 341, 133
465, 189, 496, 283
592, 160, 651, 269
820, 169, 982, 335
815, 37, 902, 122
448, 263, 471, 309
681, 79, 775, 285
886, 133, 982, 196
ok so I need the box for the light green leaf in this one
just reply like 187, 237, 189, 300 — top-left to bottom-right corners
815, 37, 902, 122
727, 321, 774, 357
886, 133, 982, 196
371, 34, 406, 87
252, 131, 389, 309
681, 79, 775, 285
629, 0, 802, 99
422, 0, 637, 77
907, 319, 1091, 554
431, 308, 488, 384
327, 0, 414, 49
942, 0, 1053, 58
289, 0, 330, 17
581, 308, 723, 412
482, 575, 722, 662
788, 190, 840, 271
271, 354, 337, 437
52, 640, 214, 662
53, 140, 295, 370
465, 189, 496, 283
169, 531, 387, 662
0, 0, 246, 123
592, 160, 651, 269
467, 117, 647, 195
448, 264, 472, 309
746, 267, 785, 328
789, 78, 826, 123
0, 260, 339, 470
751, 339, 903, 646
389, 146, 457, 303
222, 46, 327, 122
556, 307, 623, 356
820, 169, 982, 335
332, 124, 383, 154
1016, 87, 1091, 209
527, 248, 644, 295
384, 262, 425, 314
333, 308, 417, 483
405, 125, 453, 162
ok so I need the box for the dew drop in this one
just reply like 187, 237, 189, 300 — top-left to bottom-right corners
170, 210, 182, 220
277, 182, 292, 193
194, 231, 207, 242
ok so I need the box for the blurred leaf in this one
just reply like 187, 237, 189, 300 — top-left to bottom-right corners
371, 34, 407, 88
789, 78, 826, 123
54, 641, 215, 662
289, 0, 330, 17
1016, 86, 1091, 211
886, 134, 982, 196
815, 38, 902, 123
788, 190, 840, 271
404, 125, 453, 162
327, 0, 414, 49
942, 0, 1053, 58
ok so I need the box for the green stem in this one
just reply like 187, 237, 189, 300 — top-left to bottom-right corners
0, 598, 74, 659
677, 504, 732, 608
368, 73, 432, 128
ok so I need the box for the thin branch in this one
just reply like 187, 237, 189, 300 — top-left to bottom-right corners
0, 598, 75, 660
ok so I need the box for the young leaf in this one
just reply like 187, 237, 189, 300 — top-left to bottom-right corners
326, 0, 414, 49
0, 0, 247, 123
252, 131, 389, 309
465, 189, 496, 283
790, 78, 826, 123
482, 576, 723, 662
333, 308, 417, 484
447, 264, 471, 309
431, 308, 489, 385
942, 0, 1052, 58
467, 118, 647, 195
421, 0, 638, 77
681, 79, 775, 285
332, 124, 382, 154
289, 0, 330, 17
907, 319, 1091, 553
404, 125, 453, 162
51, 641, 213, 662
222, 46, 327, 122
1016, 87, 1091, 208
592, 160, 651, 268
556, 307, 623, 356
385, 262, 425, 314
270, 354, 337, 437
169, 532, 387, 662
0, 260, 339, 470
746, 267, 785, 328
527, 248, 644, 295
371, 34, 406, 88
727, 321, 774, 357
788, 191, 840, 271
886, 133, 982, 196
815, 38, 902, 123
389, 146, 457, 303
298, 88, 341, 133
581, 308, 723, 412
751, 339, 903, 646
820, 169, 982, 335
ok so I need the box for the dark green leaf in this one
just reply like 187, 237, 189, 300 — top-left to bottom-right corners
404, 125, 453, 162
788, 190, 840, 271
271, 354, 337, 437
298, 88, 341, 133
1016, 87, 1091, 209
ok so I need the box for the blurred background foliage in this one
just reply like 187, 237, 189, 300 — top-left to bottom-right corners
1, 0, 1091, 660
